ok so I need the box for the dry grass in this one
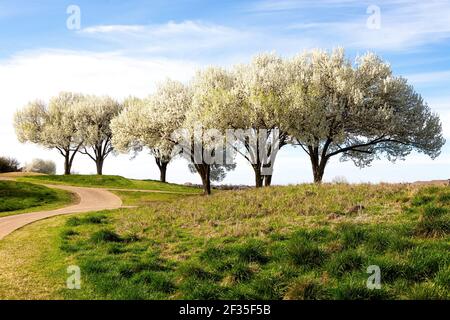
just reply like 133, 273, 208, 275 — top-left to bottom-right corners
0, 172, 45, 178
112, 183, 416, 243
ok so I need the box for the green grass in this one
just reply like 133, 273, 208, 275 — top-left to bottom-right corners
111, 191, 196, 206
1, 183, 449, 299
19, 174, 201, 194
0, 180, 75, 217
0, 215, 75, 299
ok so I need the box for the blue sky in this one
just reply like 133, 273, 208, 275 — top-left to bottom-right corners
0, 0, 449, 184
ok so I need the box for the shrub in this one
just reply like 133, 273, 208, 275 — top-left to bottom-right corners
0, 156, 20, 173
24, 158, 56, 174
331, 176, 348, 184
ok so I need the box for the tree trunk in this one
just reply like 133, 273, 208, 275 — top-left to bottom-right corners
155, 158, 169, 183
310, 156, 328, 184
264, 175, 272, 186
195, 163, 211, 195
252, 164, 263, 188
96, 158, 104, 175
312, 164, 324, 183
159, 162, 168, 183
64, 153, 71, 175
201, 170, 211, 195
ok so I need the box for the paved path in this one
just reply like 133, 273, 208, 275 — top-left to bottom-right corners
0, 184, 122, 240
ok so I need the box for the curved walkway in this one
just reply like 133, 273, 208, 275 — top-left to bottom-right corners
0, 184, 122, 240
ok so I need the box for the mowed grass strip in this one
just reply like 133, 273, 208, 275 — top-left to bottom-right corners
19, 174, 201, 194
0, 180, 75, 217
1, 183, 449, 299
0, 215, 70, 299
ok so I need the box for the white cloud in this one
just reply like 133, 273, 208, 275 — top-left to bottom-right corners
76, 20, 327, 65
424, 97, 450, 138
83, 21, 237, 37
261, 0, 450, 51
406, 70, 450, 86
248, 0, 363, 12
438, 109, 450, 139
82, 25, 146, 34
78, 20, 253, 59
0, 49, 197, 100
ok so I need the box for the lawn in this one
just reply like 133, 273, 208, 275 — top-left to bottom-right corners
18, 174, 201, 194
0, 215, 71, 299
0, 180, 75, 217
0, 183, 448, 299
111, 191, 198, 206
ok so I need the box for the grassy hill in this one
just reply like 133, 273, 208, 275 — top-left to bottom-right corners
0, 180, 75, 217
18, 174, 201, 194
1, 183, 448, 299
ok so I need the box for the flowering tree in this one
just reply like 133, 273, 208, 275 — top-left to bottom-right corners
190, 55, 291, 187
233, 53, 292, 187
76, 95, 122, 175
14, 92, 84, 175
286, 49, 445, 183
180, 67, 240, 194
111, 80, 191, 183
111, 97, 166, 181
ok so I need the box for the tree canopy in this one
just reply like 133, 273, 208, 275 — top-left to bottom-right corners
111, 80, 192, 183
285, 49, 445, 182
14, 49, 445, 187
14, 92, 84, 175
76, 95, 122, 175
